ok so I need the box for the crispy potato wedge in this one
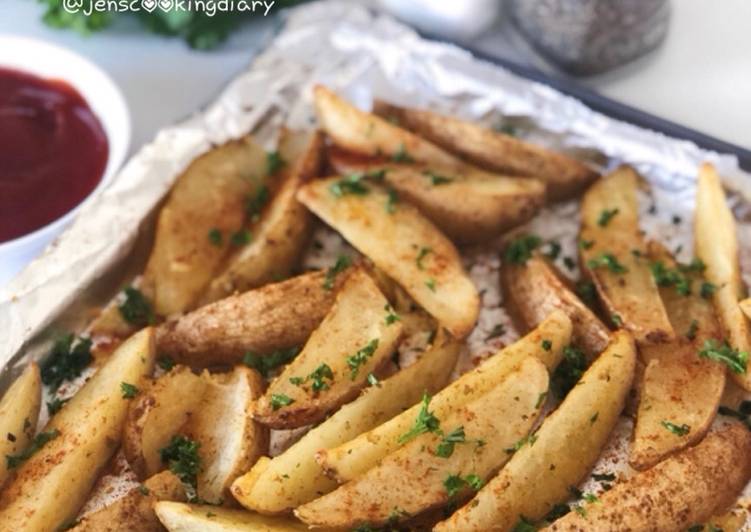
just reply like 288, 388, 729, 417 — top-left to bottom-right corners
543, 423, 751, 531
199, 130, 323, 304
314, 85, 461, 169
142, 136, 273, 316
0, 363, 41, 488
436, 331, 636, 532
695, 162, 751, 390
0, 328, 155, 531
231, 329, 460, 513
374, 101, 598, 201
298, 177, 479, 338
630, 243, 725, 470
579, 165, 674, 344
70, 470, 186, 532
155, 501, 317, 532
123, 365, 208, 478
254, 268, 403, 429
740, 297, 751, 320
318, 310, 572, 482
295, 356, 548, 528
502, 254, 610, 359
189, 367, 267, 504
327, 148, 545, 244
156, 270, 342, 366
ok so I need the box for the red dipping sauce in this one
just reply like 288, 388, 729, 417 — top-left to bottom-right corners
0, 67, 108, 243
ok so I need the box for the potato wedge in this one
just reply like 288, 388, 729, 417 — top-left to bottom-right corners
502, 254, 610, 359
435, 330, 636, 532
374, 101, 598, 201
123, 365, 208, 478
254, 268, 403, 428
189, 367, 267, 504
579, 166, 673, 344
156, 270, 342, 366
0, 363, 41, 488
295, 356, 548, 528
199, 130, 323, 304
314, 85, 461, 169
630, 243, 725, 470
70, 470, 186, 532
327, 148, 545, 244
298, 176, 479, 338
231, 329, 460, 513
543, 423, 751, 531
0, 328, 155, 531
142, 136, 272, 316
695, 162, 751, 390
155, 501, 316, 532
318, 310, 572, 482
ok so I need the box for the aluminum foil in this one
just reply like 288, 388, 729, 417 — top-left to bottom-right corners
2, 0, 751, 524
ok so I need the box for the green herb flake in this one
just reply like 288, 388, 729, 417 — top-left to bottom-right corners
597, 208, 620, 227
505, 433, 538, 454
465, 473, 484, 491
435, 426, 466, 458
650, 261, 691, 296
289, 376, 304, 386
579, 239, 595, 250
512, 516, 537, 532
504, 234, 542, 265
700, 282, 717, 299
323, 255, 352, 290
266, 150, 285, 176
392, 144, 414, 163
46, 397, 69, 416
611, 313, 623, 327
346, 339, 380, 379
679, 258, 706, 274
6, 429, 60, 469
443, 474, 465, 498
330, 173, 370, 197
423, 170, 454, 186
544, 241, 562, 260
485, 324, 506, 341
686, 319, 699, 341
308, 363, 334, 392
398, 393, 441, 444
541, 339, 552, 351
582, 492, 599, 504
425, 278, 437, 292
242, 347, 300, 378
230, 229, 252, 246
590, 412, 599, 424
138, 484, 150, 496
41, 334, 92, 391
384, 304, 400, 325
367, 373, 380, 387
699, 339, 748, 374
208, 228, 223, 246
385, 188, 399, 213
587, 253, 628, 274
246, 185, 270, 220
552, 345, 587, 397
416, 246, 433, 270
576, 280, 597, 306
120, 382, 139, 399
661, 420, 690, 436
118, 287, 155, 327
535, 391, 548, 409
157, 355, 176, 371
159, 435, 201, 501
270, 394, 295, 410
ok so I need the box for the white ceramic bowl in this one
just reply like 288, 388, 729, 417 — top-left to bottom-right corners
0, 36, 130, 286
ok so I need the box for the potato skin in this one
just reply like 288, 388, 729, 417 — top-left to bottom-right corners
543, 423, 751, 532
0, 363, 41, 489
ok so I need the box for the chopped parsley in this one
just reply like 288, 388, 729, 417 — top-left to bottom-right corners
686, 319, 699, 341
435, 426, 466, 458
535, 391, 548, 409
242, 347, 300, 378
46, 397, 69, 416
330, 174, 370, 197
505, 433, 538, 454
398, 393, 441, 444
579, 239, 594, 250
552, 345, 587, 397
423, 170, 454, 186
120, 382, 139, 399
289, 376, 304, 386
346, 339, 380, 379
384, 304, 400, 325
661, 420, 690, 436
425, 278, 437, 292
270, 394, 295, 410
367, 373, 380, 387
576, 280, 597, 306
41, 334, 92, 391
230, 229, 252, 246
699, 339, 748, 374
246, 185, 270, 220
597, 208, 619, 227
541, 339, 552, 351
650, 261, 691, 296
544, 241, 562, 260
323, 255, 352, 290
504, 234, 542, 265
385, 188, 399, 213
611, 313, 623, 327
700, 282, 716, 299
207, 228, 223, 246
512, 517, 537, 532
416, 246, 432, 270
118, 287, 155, 327
265, 150, 285, 175
138, 484, 150, 496
587, 253, 628, 274
157, 355, 176, 371
444, 473, 483, 498
679, 258, 706, 273
159, 435, 201, 501
485, 324, 506, 341
496, 123, 517, 136
392, 144, 414, 163
6, 429, 60, 469
308, 363, 334, 392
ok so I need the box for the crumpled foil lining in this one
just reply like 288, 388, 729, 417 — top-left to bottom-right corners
2, 0, 751, 525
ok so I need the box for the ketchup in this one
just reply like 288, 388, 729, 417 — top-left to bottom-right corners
0, 67, 108, 243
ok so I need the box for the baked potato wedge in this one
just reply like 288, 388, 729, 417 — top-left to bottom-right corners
544, 423, 751, 531
70, 470, 186, 532
142, 135, 274, 316
156, 270, 342, 366
502, 253, 610, 359
298, 176, 479, 338
0, 363, 41, 488
0, 328, 155, 531
254, 268, 403, 429
579, 165, 674, 344
189, 367, 267, 504
317, 310, 572, 482
435, 331, 636, 532
630, 243, 725, 470
295, 356, 548, 528
155, 501, 315, 532
314, 85, 461, 169
695, 162, 751, 390
374, 101, 598, 201
199, 130, 323, 304
123, 365, 208, 478
231, 329, 460, 513
327, 148, 545, 244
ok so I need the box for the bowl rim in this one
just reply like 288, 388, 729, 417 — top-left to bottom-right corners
0, 35, 131, 252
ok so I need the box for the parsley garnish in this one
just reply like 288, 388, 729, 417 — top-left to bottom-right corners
323, 255, 351, 290
504, 234, 542, 265
597, 208, 619, 227
552, 345, 587, 397
118, 287, 155, 327
120, 382, 139, 399
346, 339, 379, 379
207, 228, 223, 246
485, 324, 506, 341
700, 282, 716, 299
385, 188, 399, 213
541, 339, 552, 351
579, 239, 594, 250
6, 429, 60, 469
699, 339, 748, 374
159, 435, 201, 501
384, 304, 400, 325
650, 261, 691, 296
679, 258, 706, 273
435, 426, 466, 458
544, 241, 562, 260
138, 484, 150, 496
41, 334, 92, 391
157, 355, 176, 371
423, 170, 453, 185
246, 185, 270, 220
392, 144, 414, 163
46, 397, 69, 416
289, 376, 304, 386
535, 391, 548, 409
398, 393, 441, 444
587, 253, 628, 274
444, 473, 483, 498
330, 173, 369, 197
611, 313, 623, 327
308, 363, 334, 392
512, 517, 537, 532
425, 278, 437, 292
270, 394, 295, 410
266, 150, 285, 175
505, 433, 538, 454
230, 229, 251, 246
576, 280, 597, 305
242, 347, 300, 378
416, 246, 432, 270
686, 319, 699, 341
367, 373, 380, 387
661, 420, 690, 436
